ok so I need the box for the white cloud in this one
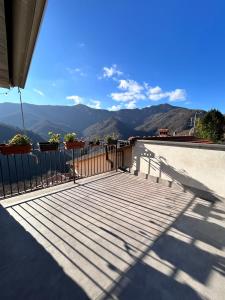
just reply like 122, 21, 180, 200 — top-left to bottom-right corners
102, 64, 123, 78
88, 100, 101, 109
148, 92, 169, 101
111, 92, 145, 102
108, 104, 122, 111
66, 95, 83, 104
119, 79, 143, 93
168, 89, 186, 101
147, 85, 186, 102
125, 100, 137, 109
149, 86, 162, 94
112, 81, 187, 102
147, 85, 167, 100
33, 88, 44, 96
111, 78, 187, 103
111, 79, 146, 102
100, 64, 187, 105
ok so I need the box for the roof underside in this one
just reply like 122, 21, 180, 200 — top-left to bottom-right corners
0, 0, 46, 89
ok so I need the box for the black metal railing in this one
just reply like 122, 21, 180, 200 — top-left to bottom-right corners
0, 141, 130, 199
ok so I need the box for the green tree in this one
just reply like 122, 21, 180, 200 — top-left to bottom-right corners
195, 109, 225, 142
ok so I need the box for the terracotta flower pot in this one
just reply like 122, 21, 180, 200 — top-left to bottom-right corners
64, 141, 85, 150
0, 144, 32, 155
38, 142, 59, 152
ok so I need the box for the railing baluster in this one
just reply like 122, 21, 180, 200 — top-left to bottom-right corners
6, 155, 13, 196
116, 143, 118, 172
59, 149, 62, 183
13, 154, 20, 194
50, 152, 53, 186
90, 146, 92, 177
90, 148, 93, 176
97, 147, 99, 174
80, 148, 82, 178
76, 149, 79, 179
63, 148, 66, 181
44, 152, 48, 187
54, 151, 57, 184
35, 165, 38, 189
102, 145, 107, 172
93, 148, 95, 175
99, 145, 102, 174
39, 152, 43, 188
72, 148, 75, 183
27, 154, 32, 190
33, 149, 38, 189
87, 146, 90, 177
101, 145, 105, 173
20, 154, 26, 192
0, 157, 5, 198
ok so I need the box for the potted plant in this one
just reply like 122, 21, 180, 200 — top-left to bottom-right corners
105, 134, 118, 145
89, 137, 100, 147
64, 133, 85, 150
38, 131, 61, 152
0, 134, 32, 155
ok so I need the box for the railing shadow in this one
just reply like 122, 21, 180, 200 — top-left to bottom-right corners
108, 261, 203, 300
2, 172, 225, 299
80, 173, 225, 299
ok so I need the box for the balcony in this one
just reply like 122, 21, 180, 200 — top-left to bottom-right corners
0, 139, 225, 299
0, 137, 225, 299
1, 1, 225, 298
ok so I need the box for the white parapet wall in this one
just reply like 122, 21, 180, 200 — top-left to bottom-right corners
131, 140, 225, 200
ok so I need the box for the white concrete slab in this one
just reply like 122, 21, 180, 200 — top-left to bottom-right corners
0, 171, 225, 299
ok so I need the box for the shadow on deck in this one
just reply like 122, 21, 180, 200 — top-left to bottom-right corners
1, 172, 225, 299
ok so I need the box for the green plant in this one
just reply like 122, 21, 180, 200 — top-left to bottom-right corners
106, 132, 118, 142
48, 131, 61, 143
93, 136, 100, 144
105, 135, 113, 144
105, 133, 118, 144
64, 132, 77, 142
195, 109, 225, 142
8, 134, 31, 145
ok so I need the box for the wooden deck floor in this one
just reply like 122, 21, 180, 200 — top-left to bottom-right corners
1, 171, 225, 299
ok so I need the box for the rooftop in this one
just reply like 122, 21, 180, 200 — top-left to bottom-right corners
1, 170, 225, 299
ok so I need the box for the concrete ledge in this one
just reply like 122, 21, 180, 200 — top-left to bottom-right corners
137, 140, 225, 151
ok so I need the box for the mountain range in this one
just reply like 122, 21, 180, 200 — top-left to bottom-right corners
0, 123, 44, 144
0, 102, 204, 142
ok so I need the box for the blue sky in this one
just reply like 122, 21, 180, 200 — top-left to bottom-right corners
1, 0, 225, 112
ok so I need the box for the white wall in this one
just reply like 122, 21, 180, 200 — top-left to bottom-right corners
132, 140, 225, 199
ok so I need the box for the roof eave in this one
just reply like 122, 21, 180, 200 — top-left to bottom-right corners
0, 0, 47, 89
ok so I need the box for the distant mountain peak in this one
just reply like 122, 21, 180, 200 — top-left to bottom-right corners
0, 102, 204, 140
